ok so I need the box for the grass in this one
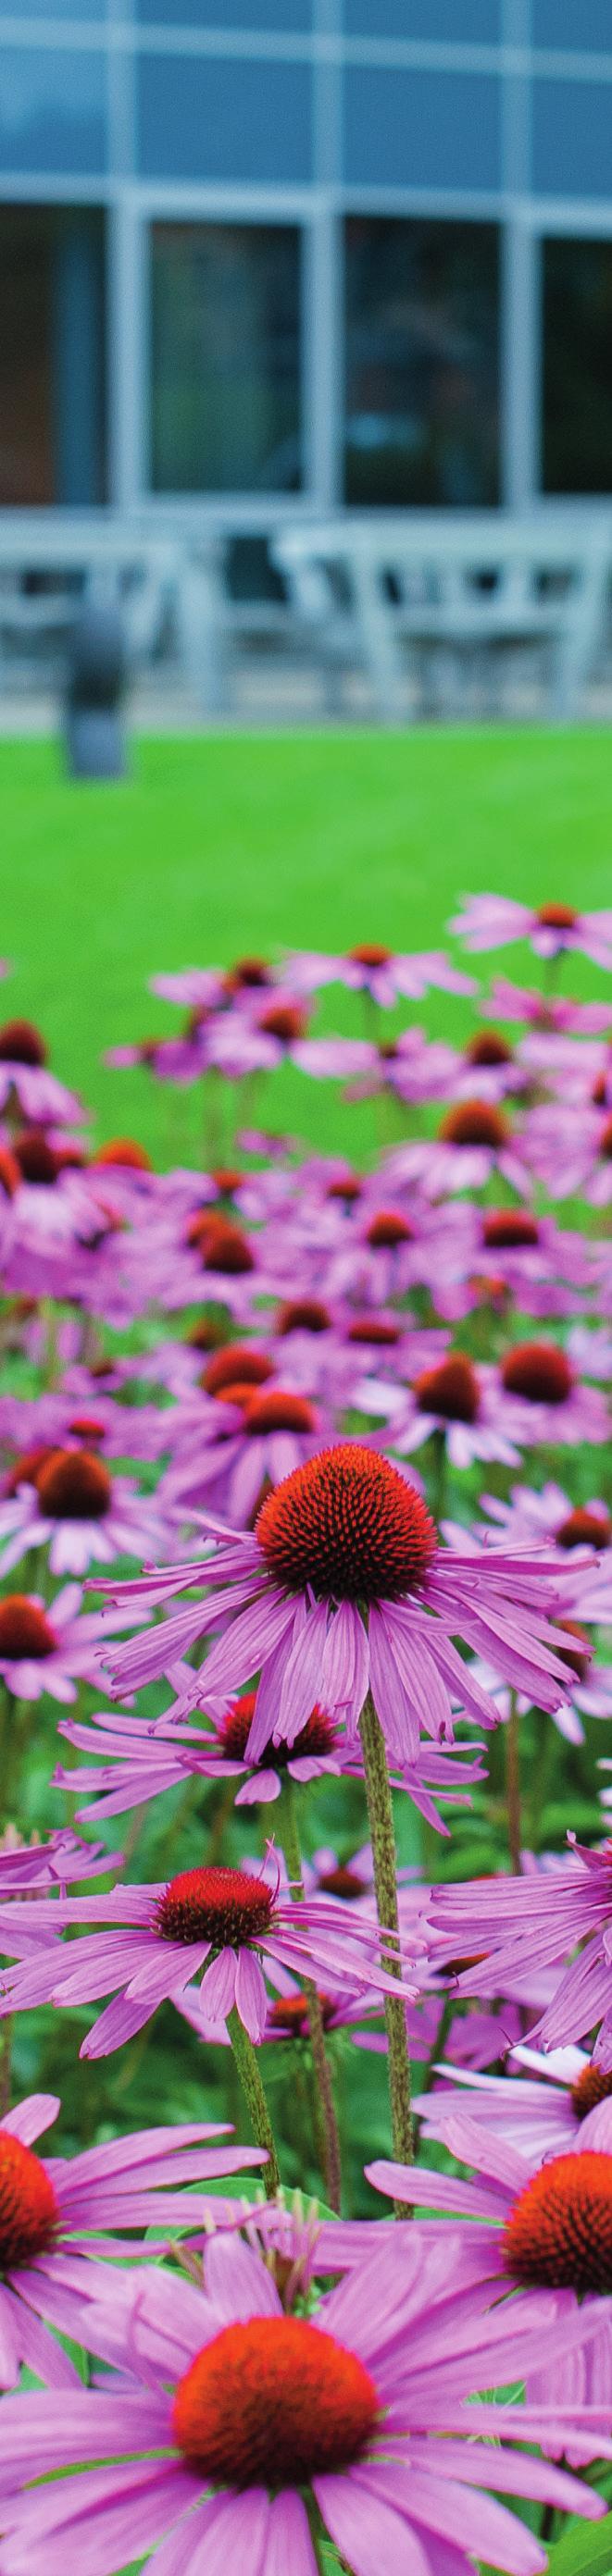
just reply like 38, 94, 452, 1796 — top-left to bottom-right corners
4, 726, 612, 1161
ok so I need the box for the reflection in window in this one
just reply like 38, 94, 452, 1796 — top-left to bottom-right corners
150, 224, 302, 494
343, 217, 500, 507
543, 239, 612, 493
0, 207, 106, 504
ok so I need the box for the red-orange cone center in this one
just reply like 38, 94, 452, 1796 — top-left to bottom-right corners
0, 2131, 58, 2272
0, 1596, 56, 1660
502, 2151, 612, 2293
156, 1864, 274, 1947
172, 2314, 379, 2486
256, 1442, 437, 1602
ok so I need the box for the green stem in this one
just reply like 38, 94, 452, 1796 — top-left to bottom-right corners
430, 1428, 447, 1524
227, 2005, 281, 2198
505, 1692, 522, 1876
278, 1778, 343, 2215
358, 1690, 414, 2207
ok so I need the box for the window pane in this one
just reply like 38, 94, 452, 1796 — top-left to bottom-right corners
533, 79, 612, 196
136, 0, 312, 23
543, 237, 612, 494
150, 223, 302, 494
344, 0, 500, 36
0, 206, 106, 502
343, 217, 499, 506
0, 49, 106, 174
533, 1, 612, 47
1, 1, 106, 17
344, 68, 500, 191
138, 56, 311, 181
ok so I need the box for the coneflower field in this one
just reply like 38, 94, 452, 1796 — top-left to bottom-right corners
2, 894, 612, 2574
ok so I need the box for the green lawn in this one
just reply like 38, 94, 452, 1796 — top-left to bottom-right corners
5, 727, 612, 1162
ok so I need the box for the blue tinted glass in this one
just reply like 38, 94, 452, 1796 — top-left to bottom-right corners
136, 0, 311, 22
344, 215, 500, 506
533, 80, 612, 195
344, 68, 500, 190
543, 238, 612, 493
150, 222, 302, 492
138, 56, 312, 180
533, 1, 612, 47
0, 50, 106, 173
1, 2, 105, 15
344, 0, 500, 35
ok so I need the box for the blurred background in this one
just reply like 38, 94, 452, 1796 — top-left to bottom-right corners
2, 1, 612, 727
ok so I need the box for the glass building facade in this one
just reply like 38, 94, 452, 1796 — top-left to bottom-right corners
1, 3, 612, 514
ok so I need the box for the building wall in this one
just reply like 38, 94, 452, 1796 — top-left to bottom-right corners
1, 2, 612, 511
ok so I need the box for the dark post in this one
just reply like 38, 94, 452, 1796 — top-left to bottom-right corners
64, 595, 128, 780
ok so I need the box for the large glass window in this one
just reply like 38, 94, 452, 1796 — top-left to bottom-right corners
0, 207, 106, 505
344, 1, 500, 36
543, 237, 612, 495
150, 223, 303, 494
0, 50, 106, 174
137, 0, 311, 22
138, 56, 311, 183
343, 217, 499, 507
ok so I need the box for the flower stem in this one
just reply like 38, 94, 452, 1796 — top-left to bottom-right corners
227, 2006, 281, 2198
505, 1691, 522, 1876
278, 1778, 343, 2215
358, 1690, 414, 2207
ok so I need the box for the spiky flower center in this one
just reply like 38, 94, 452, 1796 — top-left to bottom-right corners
0, 1147, 19, 1198
172, 2315, 379, 2486
277, 1298, 331, 1336
202, 1345, 272, 1396
571, 2065, 612, 2121
0, 2131, 58, 2271
366, 1210, 413, 1248
414, 1355, 480, 1425
212, 1168, 243, 1195
347, 1318, 400, 1346
156, 1864, 274, 1947
14, 1131, 57, 1186
225, 956, 271, 989
256, 1442, 437, 1603
556, 1619, 593, 1684
482, 1210, 539, 1250
6, 1444, 56, 1498
0, 1596, 56, 1660
348, 943, 391, 968
35, 1449, 112, 1521
465, 1029, 514, 1067
197, 1218, 255, 1276
502, 2151, 612, 2292
599, 1115, 612, 1161
0, 1019, 46, 1067
317, 1864, 365, 1899
244, 1390, 316, 1437
536, 904, 577, 931
269, 1992, 335, 2037
439, 1099, 509, 1149
556, 1506, 611, 1551
327, 1173, 362, 1202
501, 1342, 573, 1406
219, 1694, 337, 1767
257, 1004, 307, 1045
96, 1138, 152, 1170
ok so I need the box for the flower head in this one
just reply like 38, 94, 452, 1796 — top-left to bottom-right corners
0, 1854, 416, 2053
100, 1442, 570, 1767
0, 2230, 606, 2575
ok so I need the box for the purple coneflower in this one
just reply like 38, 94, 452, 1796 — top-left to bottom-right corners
0, 2091, 264, 2387
0, 2230, 605, 2575
99, 1443, 569, 1759
0, 1853, 416, 2054
451, 892, 612, 970
0, 1446, 165, 1578
431, 1835, 612, 2067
